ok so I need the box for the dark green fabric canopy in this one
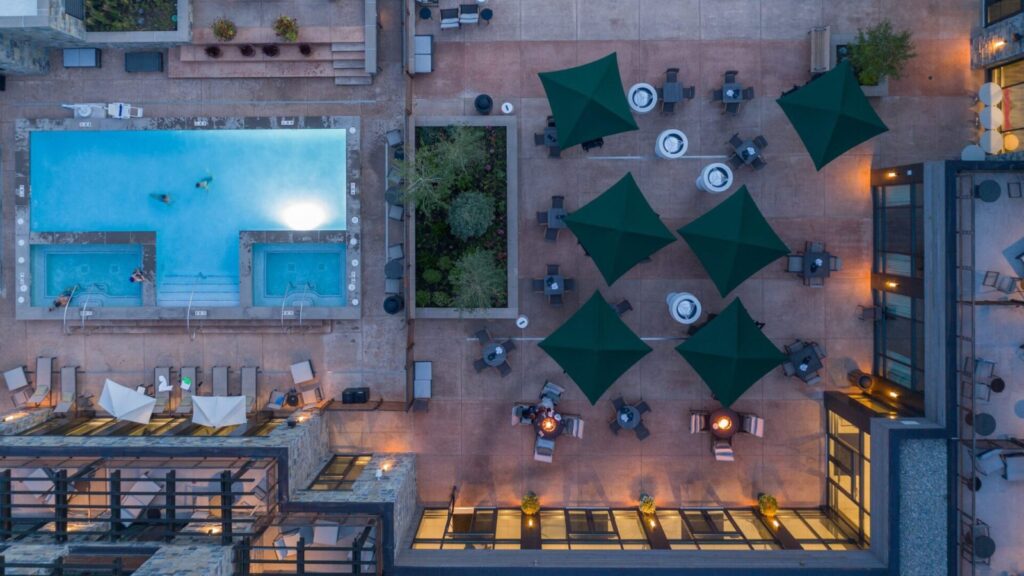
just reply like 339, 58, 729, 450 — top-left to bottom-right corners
539, 53, 639, 149
539, 291, 652, 405
675, 299, 786, 407
565, 173, 676, 285
677, 186, 789, 297
776, 60, 889, 170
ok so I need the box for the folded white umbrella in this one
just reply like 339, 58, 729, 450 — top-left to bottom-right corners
99, 379, 156, 424
192, 395, 247, 428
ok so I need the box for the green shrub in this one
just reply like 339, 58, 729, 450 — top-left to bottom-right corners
849, 21, 915, 85
451, 250, 505, 311
432, 292, 452, 307
437, 256, 453, 271
448, 191, 495, 241
401, 127, 487, 215
416, 290, 431, 308
211, 17, 237, 41
273, 15, 299, 42
638, 493, 656, 516
422, 269, 443, 285
758, 493, 778, 518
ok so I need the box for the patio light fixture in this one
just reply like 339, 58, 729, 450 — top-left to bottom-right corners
885, 280, 899, 289
994, 38, 1007, 50
282, 202, 327, 231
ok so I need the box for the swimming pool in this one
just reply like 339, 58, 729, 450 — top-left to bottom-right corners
31, 244, 144, 307
252, 243, 347, 307
29, 129, 348, 307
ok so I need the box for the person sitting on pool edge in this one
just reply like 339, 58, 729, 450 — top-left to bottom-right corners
129, 268, 149, 284
48, 285, 79, 312
196, 176, 213, 190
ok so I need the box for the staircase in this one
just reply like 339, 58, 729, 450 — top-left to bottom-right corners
157, 275, 240, 308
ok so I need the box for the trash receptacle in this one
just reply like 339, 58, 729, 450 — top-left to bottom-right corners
474, 94, 493, 115
384, 295, 405, 315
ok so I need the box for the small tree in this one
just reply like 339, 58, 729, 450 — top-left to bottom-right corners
211, 18, 237, 41
758, 493, 779, 518
395, 151, 446, 215
399, 127, 488, 215
451, 249, 505, 311
521, 491, 541, 516
273, 16, 300, 42
448, 191, 495, 240
849, 20, 916, 86
638, 493, 656, 516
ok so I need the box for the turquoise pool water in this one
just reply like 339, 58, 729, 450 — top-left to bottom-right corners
29, 129, 347, 306
31, 245, 144, 307
252, 243, 347, 307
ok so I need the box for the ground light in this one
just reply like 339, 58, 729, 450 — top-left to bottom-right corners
281, 202, 327, 230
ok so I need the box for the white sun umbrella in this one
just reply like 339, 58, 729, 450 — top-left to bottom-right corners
192, 395, 247, 428
99, 379, 156, 424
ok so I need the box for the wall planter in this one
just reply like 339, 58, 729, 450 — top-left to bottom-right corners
832, 36, 889, 98
84, 0, 191, 45
408, 116, 518, 320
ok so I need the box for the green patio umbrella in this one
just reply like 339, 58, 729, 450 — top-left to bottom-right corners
539, 291, 652, 405
675, 299, 786, 407
539, 53, 639, 149
776, 59, 889, 170
677, 186, 789, 297
565, 173, 676, 285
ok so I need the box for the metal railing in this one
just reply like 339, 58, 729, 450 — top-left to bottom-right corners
0, 556, 126, 576
234, 518, 382, 575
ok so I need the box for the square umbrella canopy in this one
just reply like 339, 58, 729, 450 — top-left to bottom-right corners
565, 173, 676, 285
677, 186, 789, 296
675, 299, 786, 407
539, 52, 639, 149
192, 395, 248, 429
776, 60, 889, 171
539, 291, 652, 405
99, 378, 156, 424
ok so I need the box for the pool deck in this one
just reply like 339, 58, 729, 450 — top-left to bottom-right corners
14, 115, 363, 321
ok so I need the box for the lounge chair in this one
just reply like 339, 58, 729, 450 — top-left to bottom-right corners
54, 366, 79, 416
563, 415, 584, 439
176, 366, 200, 415
4, 365, 31, 408
27, 357, 54, 406
153, 367, 172, 414
107, 103, 143, 119
690, 411, 709, 433
740, 413, 765, 437
440, 8, 460, 29
242, 366, 258, 413
266, 389, 286, 411
540, 381, 565, 404
534, 438, 555, 463
290, 360, 315, 386
212, 366, 230, 396
124, 51, 163, 73
459, 4, 479, 24
713, 439, 735, 462
787, 255, 803, 273
302, 386, 324, 407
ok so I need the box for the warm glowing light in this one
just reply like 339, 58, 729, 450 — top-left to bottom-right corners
649, 519, 656, 528
282, 202, 327, 231
207, 526, 222, 535
888, 391, 899, 399
994, 39, 1007, 49
885, 281, 899, 289
885, 171, 897, 179
3, 412, 26, 423
540, 417, 558, 433
771, 519, 780, 529
296, 414, 309, 423
382, 462, 392, 472
528, 518, 534, 527
712, 416, 732, 431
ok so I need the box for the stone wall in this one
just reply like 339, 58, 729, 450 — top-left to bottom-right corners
0, 544, 66, 574
898, 438, 949, 576
0, 33, 50, 74
133, 544, 233, 576
971, 13, 1024, 69
0, 407, 51, 434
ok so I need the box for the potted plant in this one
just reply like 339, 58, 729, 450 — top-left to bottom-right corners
299, 43, 313, 57
273, 15, 300, 42
239, 44, 256, 57
262, 45, 280, 58
638, 493, 656, 516
520, 491, 540, 516
211, 18, 237, 41
757, 493, 779, 519
846, 20, 915, 97
204, 46, 222, 59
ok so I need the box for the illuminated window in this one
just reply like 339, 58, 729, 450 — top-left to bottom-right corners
308, 455, 371, 491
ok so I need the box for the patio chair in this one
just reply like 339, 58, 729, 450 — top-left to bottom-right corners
290, 360, 315, 386
609, 419, 622, 435
548, 145, 561, 159
563, 279, 576, 292
711, 89, 724, 101
302, 386, 323, 406
581, 138, 604, 152
385, 278, 402, 295
547, 264, 559, 276
974, 358, 996, 382
635, 401, 651, 415
54, 366, 79, 416
752, 156, 767, 170
388, 243, 404, 261
563, 415, 585, 438
512, 404, 531, 425
829, 256, 842, 272
497, 361, 512, 378
266, 389, 286, 411
812, 342, 827, 359
612, 396, 626, 411
808, 276, 824, 288
662, 100, 676, 114
996, 275, 1020, 294
536, 211, 549, 225
552, 195, 564, 209
544, 227, 560, 242
474, 329, 491, 345
808, 241, 825, 253
982, 271, 1000, 288
857, 305, 877, 321
213, 366, 230, 396
785, 340, 805, 355
541, 381, 565, 404
613, 299, 633, 316
473, 359, 488, 373
440, 8, 460, 29
27, 357, 54, 407
1009, 181, 1023, 198
782, 361, 797, 376
753, 135, 768, 149
742, 87, 755, 100
666, 67, 679, 83
634, 422, 650, 441
804, 374, 823, 386
713, 439, 735, 462
153, 367, 172, 414
690, 411, 709, 434
728, 153, 744, 169
531, 279, 545, 292
534, 133, 546, 146
724, 102, 740, 116
787, 255, 803, 273
502, 339, 516, 352
387, 204, 405, 222
459, 4, 479, 24
549, 294, 563, 307
740, 413, 765, 437
242, 366, 258, 413
534, 438, 555, 463
176, 366, 199, 414
682, 86, 696, 99
728, 133, 744, 148
975, 448, 1006, 476
724, 70, 738, 83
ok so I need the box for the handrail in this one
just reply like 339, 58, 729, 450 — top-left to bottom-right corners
61, 286, 79, 335
79, 294, 91, 332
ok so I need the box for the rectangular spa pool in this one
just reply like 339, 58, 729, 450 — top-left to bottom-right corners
31, 244, 144, 307
29, 128, 348, 307
252, 243, 347, 307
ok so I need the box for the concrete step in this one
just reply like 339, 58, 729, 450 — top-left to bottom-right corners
179, 43, 361, 63
169, 58, 348, 79
157, 275, 240, 307
67, 320, 333, 335
331, 42, 364, 52
334, 74, 373, 86
332, 59, 365, 69
193, 26, 364, 45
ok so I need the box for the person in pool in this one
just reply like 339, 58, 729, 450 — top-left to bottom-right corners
129, 268, 149, 283
48, 285, 79, 311
196, 176, 213, 190
149, 193, 173, 205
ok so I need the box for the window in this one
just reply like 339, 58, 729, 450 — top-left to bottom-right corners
308, 455, 371, 491
992, 59, 1024, 136
986, 0, 1023, 25
826, 412, 871, 544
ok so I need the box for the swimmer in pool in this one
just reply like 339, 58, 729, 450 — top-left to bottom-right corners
129, 268, 148, 283
48, 285, 79, 312
149, 193, 173, 205
196, 176, 213, 190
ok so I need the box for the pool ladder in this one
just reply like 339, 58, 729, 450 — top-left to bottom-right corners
280, 284, 312, 331
61, 286, 79, 335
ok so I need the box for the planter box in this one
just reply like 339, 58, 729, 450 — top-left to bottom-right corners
832, 35, 890, 98
408, 116, 518, 320
84, 0, 191, 46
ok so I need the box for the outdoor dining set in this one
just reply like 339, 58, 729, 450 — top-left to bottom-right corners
511, 382, 584, 463
473, 328, 515, 377
786, 241, 842, 287
690, 408, 765, 462
728, 133, 768, 170
531, 264, 576, 308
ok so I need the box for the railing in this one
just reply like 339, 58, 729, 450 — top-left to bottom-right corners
64, 0, 86, 21
0, 556, 126, 576
233, 524, 382, 576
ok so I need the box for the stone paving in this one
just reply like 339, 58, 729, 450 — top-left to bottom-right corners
0, 0, 983, 518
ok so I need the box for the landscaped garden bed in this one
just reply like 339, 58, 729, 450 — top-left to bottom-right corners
86, 0, 178, 32
406, 116, 518, 319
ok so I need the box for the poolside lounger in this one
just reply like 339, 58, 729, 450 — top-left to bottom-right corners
54, 366, 79, 416
4, 366, 30, 407
713, 439, 735, 462
302, 386, 324, 407
153, 367, 172, 414
242, 366, 258, 413
176, 367, 200, 415
740, 413, 765, 437
440, 8, 460, 29
27, 357, 54, 406
266, 389, 286, 411
290, 360, 315, 386
213, 366, 230, 396
107, 103, 143, 119
534, 438, 555, 463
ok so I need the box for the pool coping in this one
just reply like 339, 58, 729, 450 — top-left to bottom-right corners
14, 115, 361, 322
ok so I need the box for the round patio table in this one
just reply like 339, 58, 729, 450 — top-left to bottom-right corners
973, 535, 996, 560
990, 378, 1006, 394
967, 412, 996, 436
482, 342, 507, 367
980, 106, 1003, 130
979, 82, 1003, 106
534, 413, 563, 439
976, 180, 1001, 203
709, 408, 739, 440
981, 130, 1004, 154
616, 405, 641, 430
418, 6, 432, 19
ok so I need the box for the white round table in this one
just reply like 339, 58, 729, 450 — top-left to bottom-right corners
666, 292, 701, 325
980, 106, 1003, 130
981, 130, 1004, 154
961, 144, 986, 161
980, 82, 1003, 106
628, 83, 658, 114
696, 163, 733, 193
655, 129, 688, 159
